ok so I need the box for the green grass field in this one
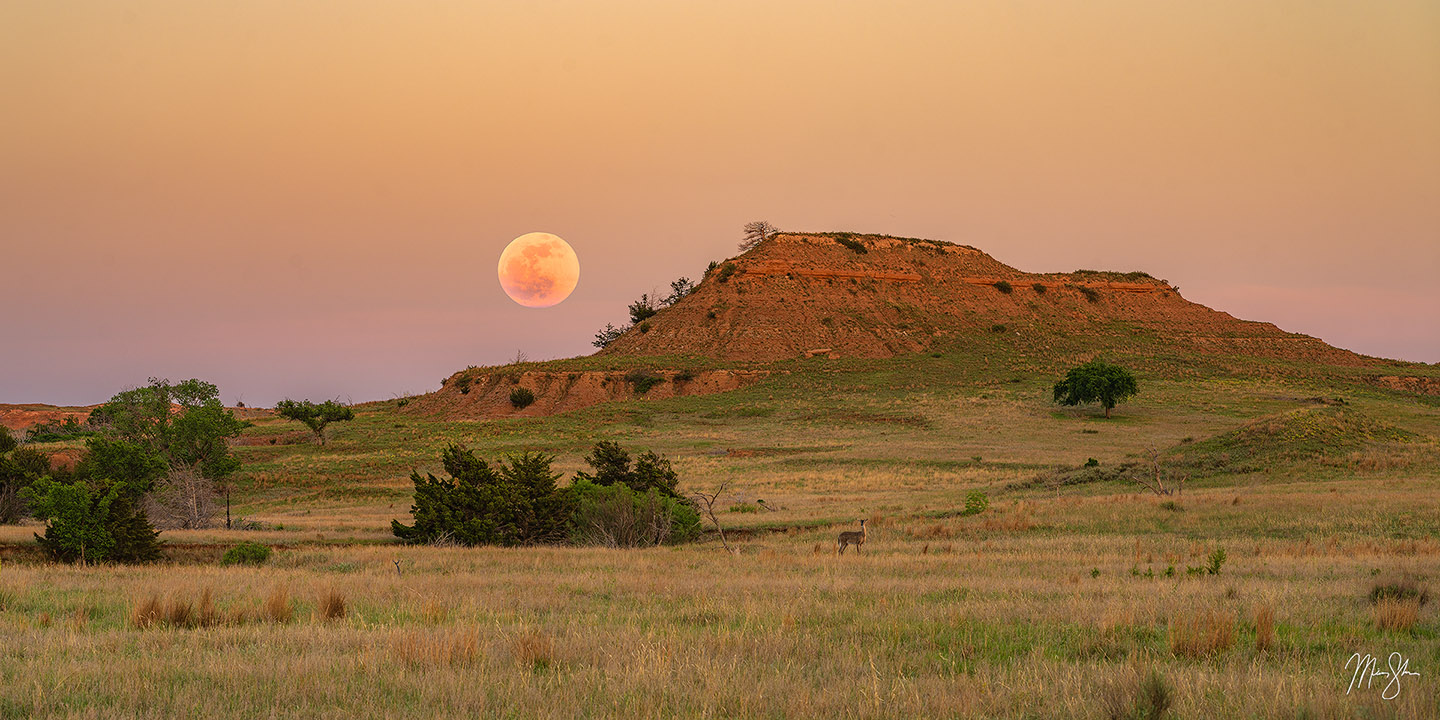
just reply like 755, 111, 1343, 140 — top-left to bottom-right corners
2, 336, 1437, 718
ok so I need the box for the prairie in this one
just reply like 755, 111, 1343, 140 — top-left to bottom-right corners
2, 345, 1437, 719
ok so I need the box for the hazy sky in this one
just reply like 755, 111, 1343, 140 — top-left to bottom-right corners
3, 1, 1437, 406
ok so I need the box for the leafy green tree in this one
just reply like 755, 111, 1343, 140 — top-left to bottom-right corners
0, 432, 15, 454
20, 378, 245, 559
22, 476, 161, 563
1052, 360, 1139, 418
88, 378, 246, 478
0, 446, 51, 523
392, 445, 568, 546
275, 399, 355, 445
76, 438, 166, 490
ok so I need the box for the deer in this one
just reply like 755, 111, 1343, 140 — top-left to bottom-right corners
837, 519, 867, 555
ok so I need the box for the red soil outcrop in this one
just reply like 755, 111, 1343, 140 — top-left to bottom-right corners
0, 404, 96, 432
406, 369, 769, 421
599, 233, 1369, 365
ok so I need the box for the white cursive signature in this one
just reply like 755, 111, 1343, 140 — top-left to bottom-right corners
1345, 652, 1420, 700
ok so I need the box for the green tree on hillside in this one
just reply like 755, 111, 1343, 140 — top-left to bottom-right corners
1052, 360, 1139, 419
275, 399, 355, 445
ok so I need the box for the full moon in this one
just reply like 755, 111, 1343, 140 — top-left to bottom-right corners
497, 232, 580, 308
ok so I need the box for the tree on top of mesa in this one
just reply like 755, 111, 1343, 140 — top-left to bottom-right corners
275, 399, 355, 445
1052, 360, 1139, 419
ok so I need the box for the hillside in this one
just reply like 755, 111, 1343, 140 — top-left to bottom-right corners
600, 232, 1367, 365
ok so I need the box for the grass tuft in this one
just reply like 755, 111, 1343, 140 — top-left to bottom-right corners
264, 586, 293, 624
1374, 598, 1420, 632
1169, 607, 1235, 658
317, 589, 347, 622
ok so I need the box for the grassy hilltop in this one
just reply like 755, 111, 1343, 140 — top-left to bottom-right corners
1, 236, 1438, 719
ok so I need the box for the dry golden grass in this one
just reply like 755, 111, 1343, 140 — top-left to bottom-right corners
390, 627, 482, 668
264, 586, 293, 623
1374, 598, 1420, 633
512, 629, 557, 672
1168, 607, 1236, 658
165, 594, 195, 628
1254, 603, 1275, 653
317, 588, 347, 621
131, 594, 162, 629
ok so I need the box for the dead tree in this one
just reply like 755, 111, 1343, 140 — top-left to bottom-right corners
691, 481, 735, 554
738, 221, 779, 252
1133, 447, 1187, 496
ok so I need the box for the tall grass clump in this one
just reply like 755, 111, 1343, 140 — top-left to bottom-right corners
1254, 604, 1275, 653
1169, 608, 1235, 658
317, 589, 347, 621
1374, 598, 1420, 632
130, 595, 163, 629
264, 586, 293, 623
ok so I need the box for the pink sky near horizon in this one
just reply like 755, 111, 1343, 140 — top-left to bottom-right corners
2, 0, 1437, 406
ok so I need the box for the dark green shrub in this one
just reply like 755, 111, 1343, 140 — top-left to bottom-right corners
674, 369, 696, 383
638, 321, 652, 334
706, 310, 717, 320
990, 324, 1007, 333
1085, 458, 1099, 467
717, 263, 738, 283
510, 387, 536, 409
993, 281, 1013, 294
624, 369, 664, 395
1032, 283, 1047, 294
221, 541, 272, 566
0, 432, 15, 454
628, 295, 658, 324
1079, 286, 1100, 302
835, 236, 868, 254
565, 480, 699, 547
592, 323, 625, 349
573, 441, 683, 499
22, 476, 161, 563
392, 445, 568, 547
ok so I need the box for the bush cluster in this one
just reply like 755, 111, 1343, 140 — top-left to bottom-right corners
393, 441, 698, 548
221, 541, 272, 566
510, 387, 536, 409
625, 369, 665, 395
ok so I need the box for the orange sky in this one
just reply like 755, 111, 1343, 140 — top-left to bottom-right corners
2, 0, 1437, 405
